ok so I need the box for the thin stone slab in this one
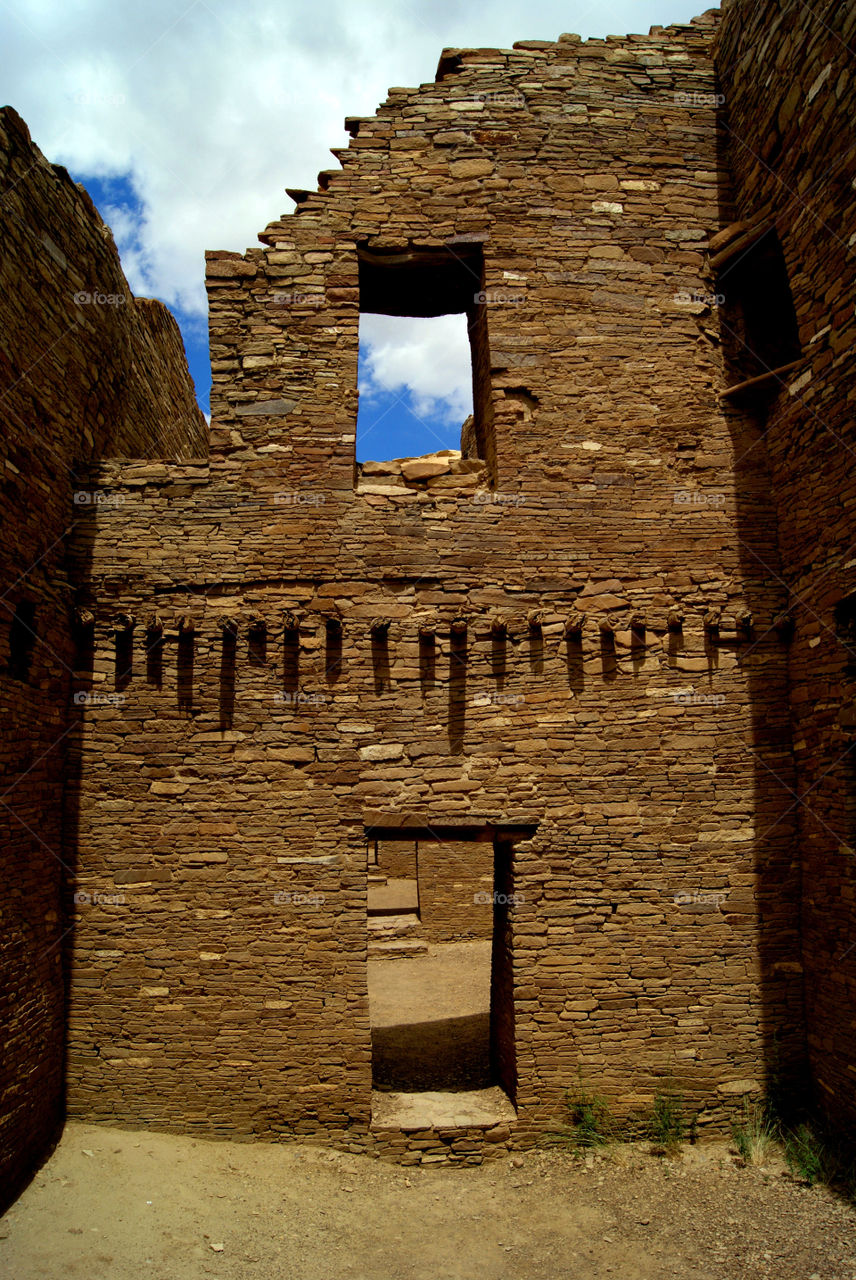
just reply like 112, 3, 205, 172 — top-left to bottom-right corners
367, 878, 419, 914
370, 1087, 516, 1131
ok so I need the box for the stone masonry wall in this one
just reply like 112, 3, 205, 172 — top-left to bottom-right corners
715, 0, 856, 1135
0, 105, 205, 1202
417, 840, 495, 943
372, 839, 494, 942
61, 7, 810, 1158
373, 841, 418, 881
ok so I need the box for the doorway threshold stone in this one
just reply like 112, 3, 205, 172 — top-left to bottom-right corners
371, 1086, 516, 1131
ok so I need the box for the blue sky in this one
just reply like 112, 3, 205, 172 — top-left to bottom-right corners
73, 172, 476, 455
3, 0, 718, 458
356, 382, 466, 463
73, 170, 215, 415
356, 314, 473, 462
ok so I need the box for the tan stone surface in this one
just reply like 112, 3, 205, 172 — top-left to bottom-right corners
2, 0, 855, 1189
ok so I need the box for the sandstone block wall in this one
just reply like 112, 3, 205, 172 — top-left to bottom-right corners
0, 106, 205, 1201
417, 840, 495, 942
61, 7, 809, 1157
373, 841, 418, 881
5, 0, 852, 1182
716, 0, 856, 1135
371, 839, 493, 942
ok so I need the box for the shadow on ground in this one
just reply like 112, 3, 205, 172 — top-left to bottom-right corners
372, 1012, 490, 1091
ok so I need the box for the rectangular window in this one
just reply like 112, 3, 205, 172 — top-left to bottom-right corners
717, 226, 802, 401
356, 244, 495, 477
8, 600, 36, 682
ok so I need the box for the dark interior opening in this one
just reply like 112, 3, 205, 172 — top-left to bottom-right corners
834, 593, 856, 676
359, 247, 482, 318
8, 600, 36, 682
718, 227, 801, 383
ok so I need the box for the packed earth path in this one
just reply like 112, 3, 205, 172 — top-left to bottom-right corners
2, 1121, 855, 1280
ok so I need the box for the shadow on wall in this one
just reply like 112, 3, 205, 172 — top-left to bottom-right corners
448, 623, 467, 755
711, 121, 807, 1111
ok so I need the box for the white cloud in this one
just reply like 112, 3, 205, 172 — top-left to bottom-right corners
360, 314, 473, 425
1, 0, 715, 317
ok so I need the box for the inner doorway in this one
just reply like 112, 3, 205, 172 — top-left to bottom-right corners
365, 819, 532, 1128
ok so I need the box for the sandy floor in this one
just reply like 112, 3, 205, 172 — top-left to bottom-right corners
369, 939, 492, 1090
2, 1122, 855, 1280
367, 939, 492, 1026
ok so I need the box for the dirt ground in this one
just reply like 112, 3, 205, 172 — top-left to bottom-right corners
2, 1121, 855, 1280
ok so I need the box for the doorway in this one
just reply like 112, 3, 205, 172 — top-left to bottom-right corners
365, 821, 528, 1124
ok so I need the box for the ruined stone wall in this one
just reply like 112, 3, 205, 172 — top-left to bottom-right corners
715, 0, 856, 1135
417, 841, 495, 942
0, 105, 205, 1200
61, 8, 809, 1158
374, 841, 417, 881
372, 839, 494, 941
